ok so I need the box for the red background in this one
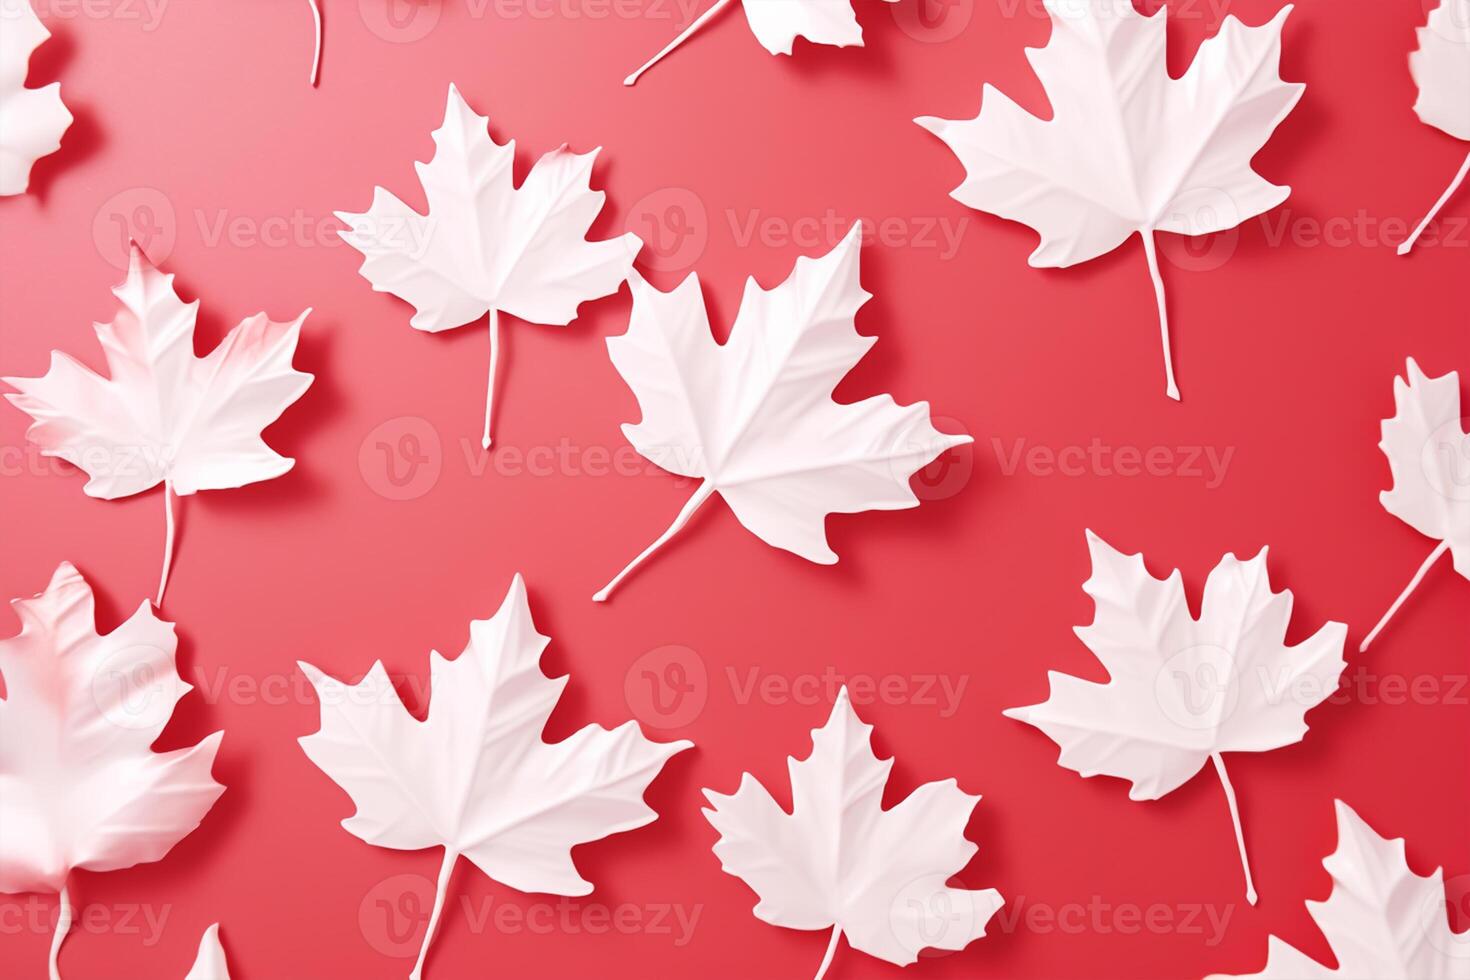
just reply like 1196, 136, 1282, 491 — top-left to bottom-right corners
1, 0, 1466, 977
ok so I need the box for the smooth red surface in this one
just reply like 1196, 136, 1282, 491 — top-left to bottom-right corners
1, 1, 1466, 977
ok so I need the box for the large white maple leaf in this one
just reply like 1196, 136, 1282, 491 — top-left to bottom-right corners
1004, 530, 1347, 905
336, 84, 641, 449
1360, 359, 1469, 651
2, 247, 314, 606
593, 224, 971, 601
704, 687, 1002, 978
1207, 800, 1470, 979
916, 0, 1303, 400
623, 0, 897, 86
298, 574, 691, 980
0, 0, 72, 196
0, 563, 225, 979
1400, 0, 1470, 255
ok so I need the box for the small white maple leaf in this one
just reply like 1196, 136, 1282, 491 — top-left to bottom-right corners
298, 574, 691, 980
1400, 0, 1470, 255
3, 247, 314, 606
593, 224, 971, 601
0, 563, 225, 979
184, 924, 231, 980
0, 0, 71, 195
1206, 800, 1470, 979
1360, 359, 1469, 651
336, 84, 641, 449
703, 687, 1002, 978
623, 0, 897, 86
1004, 530, 1347, 905
916, 0, 1303, 400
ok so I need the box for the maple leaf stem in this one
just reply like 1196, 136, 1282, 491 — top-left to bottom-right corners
1398, 151, 1470, 256
157, 480, 176, 608
409, 847, 459, 980
1359, 540, 1450, 652
1211, 752, 1257, 906
593, 480, 716, 601
813, 925, 842, 980
306, 0, 322, 86
1140, 230, 1180, 402
623, 0, 734, 86
483, 310, 500, 451
49, 882, 71, 980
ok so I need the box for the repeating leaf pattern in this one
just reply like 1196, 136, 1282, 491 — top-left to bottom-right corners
1207, 800, 1470, 979
337, 84, 641, 448
595, 225, 971, 600
1400, 0, 1470, 254
298, 575, 690, 979
704, 687, 1002, 977
1005, 530, 1347, 904
1361, 359, 1469, 650
0, 564, 225, 978
917, 0, 1303, 399
3, 247, 313, 605
624, 0, 897, 85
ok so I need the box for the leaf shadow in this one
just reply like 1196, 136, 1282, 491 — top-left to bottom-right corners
14, 25, 102, 203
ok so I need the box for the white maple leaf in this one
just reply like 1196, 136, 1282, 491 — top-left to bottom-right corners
623, 0, 897, 86
593, 224, 971, 601
1400, 0, 1470, 255
184, 924, 231, 980
1360, 359, 1469, 651
916, 0, 1303, 400
703, 687, 1002, 978
2, 247, 314, 606
0, 563, 225, 979
1004, 530, 1347, 905
336, 84, 641, 449
1206, 800, 1470, 979
0, 0, 71, 196
297, 574, 691, 980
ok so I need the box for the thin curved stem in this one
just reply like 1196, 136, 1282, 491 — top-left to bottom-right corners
1360, 540, 1449, 652
307, 0, 322, 87
49, 882, 71, 980
409, 848, 458, 980
623, 0, 734, 86
812, 925, 842, 980
156, 480, 176, 607
1212, 753, 1256, 906
594, 480, 715, 601
1141, 229, 1180, 401
482, 310, 500, 450
1398, 151, 1470, 256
